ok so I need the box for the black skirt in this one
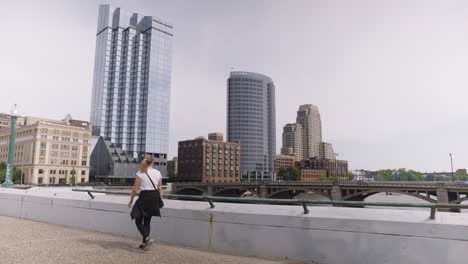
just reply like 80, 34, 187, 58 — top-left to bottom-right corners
130, 190, 163, 219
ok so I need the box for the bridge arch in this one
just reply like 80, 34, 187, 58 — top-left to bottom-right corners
267, 189, 332, 200
175, 187, 204, 195
450, 195, 468, 204
344, 190, 436, 203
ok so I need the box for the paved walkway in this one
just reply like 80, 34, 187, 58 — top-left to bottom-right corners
0, 216, 309, 264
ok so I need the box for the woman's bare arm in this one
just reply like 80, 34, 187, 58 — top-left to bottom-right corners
158, 177, 163, 200
128, 176, 141, 208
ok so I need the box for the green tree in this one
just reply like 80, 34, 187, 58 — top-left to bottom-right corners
290, 167, 301, 181
0, 163, 22, 184
119, 178, 126, 184
456, 171, 468, 181
70, 168, 76, 185
0, 161, 6, 183
318, 175, 328, 181
348, 172, 354, 180
12, 167, 21, 184
377, 168, 422, 181
277, 167, 288, 180
63, 171, 68, 184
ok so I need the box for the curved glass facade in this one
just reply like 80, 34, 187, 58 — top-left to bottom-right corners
227, 72, 276, 181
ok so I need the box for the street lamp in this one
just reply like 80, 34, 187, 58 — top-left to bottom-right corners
449, 153, 455, 182
2, 104, 18, 188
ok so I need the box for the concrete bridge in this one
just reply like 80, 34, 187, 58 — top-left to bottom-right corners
172, 181, 468, 204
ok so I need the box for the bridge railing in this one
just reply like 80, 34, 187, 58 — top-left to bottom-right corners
71, 189, 468, 220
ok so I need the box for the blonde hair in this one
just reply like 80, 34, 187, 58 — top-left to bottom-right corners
139, 154, 154, 173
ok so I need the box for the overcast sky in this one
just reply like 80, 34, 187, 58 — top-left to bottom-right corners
1, 0, 468, 172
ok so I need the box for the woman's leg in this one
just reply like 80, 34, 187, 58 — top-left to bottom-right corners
143, 216, 152, 241
135, 217, 145, 242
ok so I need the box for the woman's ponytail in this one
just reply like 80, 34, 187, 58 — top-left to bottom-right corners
139, 154, 154, 173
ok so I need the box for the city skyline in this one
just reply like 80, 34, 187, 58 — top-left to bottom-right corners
1, 0, 468, 172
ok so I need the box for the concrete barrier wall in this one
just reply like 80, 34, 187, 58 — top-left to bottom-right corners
2, 187, 468, 264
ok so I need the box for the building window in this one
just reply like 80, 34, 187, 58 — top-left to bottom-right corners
40, 150, 46, 156
81, 161, 87, 166
71, 146, 78, 151
61, 145, 69, 150
40, 142, 47, 148
61, 152, 69, 157
71, 153, 78, 158
52, 144, 58, 149
81, 171, 85, 176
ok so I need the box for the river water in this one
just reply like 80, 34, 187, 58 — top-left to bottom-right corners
295, 192, 468, 213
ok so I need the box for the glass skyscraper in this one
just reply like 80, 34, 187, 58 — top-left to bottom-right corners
227, 72, 276, 181
91, 5, 173, 158
90, 5, 172, 178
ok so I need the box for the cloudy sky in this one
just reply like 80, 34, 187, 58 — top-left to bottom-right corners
1, 0, 468, 172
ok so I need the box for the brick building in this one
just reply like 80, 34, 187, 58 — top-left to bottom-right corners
275, 155, 295, 172
301, 169, 327, 181
295, 158, 348, 180
177, 133, 240, 182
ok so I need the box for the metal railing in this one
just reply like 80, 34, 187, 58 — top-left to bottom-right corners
71, 189, 468, 220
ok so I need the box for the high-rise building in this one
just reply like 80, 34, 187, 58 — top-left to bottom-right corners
281, 123, 303, 161
89, 5, 173, 180
177, 134, 240, 183
0, 116, 92, 184
227, 71, 276, 181
320, 142, 335, 160
296, 104, 322, 159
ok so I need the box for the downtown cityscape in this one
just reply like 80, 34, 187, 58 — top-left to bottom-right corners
1, 1, 468, 264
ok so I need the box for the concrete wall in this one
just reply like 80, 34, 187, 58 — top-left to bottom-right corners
2, 187, 468, 264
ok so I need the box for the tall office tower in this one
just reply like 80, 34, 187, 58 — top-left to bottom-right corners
89, 5, 173, 181
296, 104, 322, 159
320, 142, 335, 160
281, 123, 303, 161
227, 72, 276, 181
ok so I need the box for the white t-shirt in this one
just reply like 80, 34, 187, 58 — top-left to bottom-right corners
136, 167, 162, 191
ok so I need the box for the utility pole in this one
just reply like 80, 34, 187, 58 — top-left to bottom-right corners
2, 105, 18, 188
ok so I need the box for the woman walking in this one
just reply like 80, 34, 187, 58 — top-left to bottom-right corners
128, 155, 164, 249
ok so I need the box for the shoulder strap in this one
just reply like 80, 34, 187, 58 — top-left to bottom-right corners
145, 171, 157, 190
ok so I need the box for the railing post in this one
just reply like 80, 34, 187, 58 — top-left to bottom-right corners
87, 191, 95, 199
205, 197, 215, 208
302, 203, 309, 214
430, 206, 436, 220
